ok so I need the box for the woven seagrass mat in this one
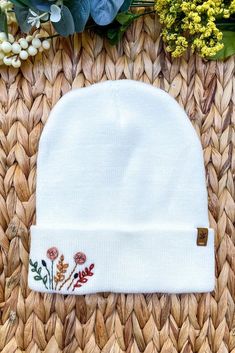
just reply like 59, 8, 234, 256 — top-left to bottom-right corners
0, 14, 234, 353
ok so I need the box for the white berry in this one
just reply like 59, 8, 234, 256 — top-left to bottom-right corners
42, 40, 50, 50
12, 58, 21, 68
12, 42, 21, 54
1, 41, 12, 53
3, 56, 12, 65
32, 38, 41, 48
0, 32, 7, 41
0, 51, 4, 60
19, 50, 28, 60
26, 35, 33, 42
28, 45, 37, 56
8, 34, 15, 43
19, 38, 28, 49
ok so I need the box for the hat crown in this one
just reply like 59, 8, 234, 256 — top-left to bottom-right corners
36, 80, 208, 228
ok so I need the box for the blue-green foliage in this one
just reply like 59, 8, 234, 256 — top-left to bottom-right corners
9, 0, 128, 36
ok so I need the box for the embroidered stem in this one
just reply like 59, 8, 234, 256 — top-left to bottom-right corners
45, 266, 51, 289
42, 261, 51, 289
59, 264, 77, 290
46, 248, 59, 290
67, 276, 76, 290
51, 261, 54, 290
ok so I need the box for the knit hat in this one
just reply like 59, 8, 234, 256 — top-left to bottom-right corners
28, 80, 215, 295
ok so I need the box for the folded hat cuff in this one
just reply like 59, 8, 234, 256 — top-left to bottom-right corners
28, 226, 215, 295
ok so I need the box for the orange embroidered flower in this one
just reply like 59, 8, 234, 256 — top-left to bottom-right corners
74, 252, 86, 264
47, 247, 59, 260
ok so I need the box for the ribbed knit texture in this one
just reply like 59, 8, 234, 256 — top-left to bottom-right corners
28, 80, 215, 295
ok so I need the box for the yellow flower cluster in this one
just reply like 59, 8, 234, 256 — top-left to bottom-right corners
155, 0, 235, 58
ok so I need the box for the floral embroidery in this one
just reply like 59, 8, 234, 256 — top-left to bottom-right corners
72, 264, 94, 291
47, 247, 59, 260
29, 248, 94, 292
74, 252, 86, 264
54, 255, 69, 290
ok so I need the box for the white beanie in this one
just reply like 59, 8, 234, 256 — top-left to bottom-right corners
28, 80, 215, 295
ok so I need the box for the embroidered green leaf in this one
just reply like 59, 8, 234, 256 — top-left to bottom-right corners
34, 275, 42, 280
29, 258, 48, 289
43, 275, 47, 284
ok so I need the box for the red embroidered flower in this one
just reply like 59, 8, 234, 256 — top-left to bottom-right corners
47, 247, 59, 260
74, 252, 86, 265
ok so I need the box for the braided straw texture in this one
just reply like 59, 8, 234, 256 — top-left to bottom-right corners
0, 15, 234, 353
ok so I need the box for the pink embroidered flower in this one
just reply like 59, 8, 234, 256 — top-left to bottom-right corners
47, 247, 59, 260
74, 252, 86, 265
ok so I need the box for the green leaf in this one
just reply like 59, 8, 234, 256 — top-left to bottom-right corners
29, 259, 33, 266
30, 0, 51, 11
34, 261, 38, 268
31, 268, 36, 272
90, 0, 125, 25
120, 0, 133, 11
106, 12, 136, 45
107, 25, 127, 45
116, 11, 136, 25
52, 5, 75, 36
65, 0, 90, 32
43, 275, 47, 284
0, 8, 8, 36
14, 5, 31, 32
38, 267, 42, 275
216, 18, 235, 32
107, 27, 122, 45
34, 275, 42, 280
211, 31, 235, 60
10, 0, 35, 8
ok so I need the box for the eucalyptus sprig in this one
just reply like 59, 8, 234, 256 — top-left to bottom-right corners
7, 0, 154, 39
0, 0, 155, 68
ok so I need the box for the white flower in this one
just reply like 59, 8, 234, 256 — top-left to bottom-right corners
50, 4, 61, 23
27, 9, 49, 29
27, 4, 61, 29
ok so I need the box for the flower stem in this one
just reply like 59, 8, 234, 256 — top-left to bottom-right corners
39, 34, 60, 40
135, 9, 157, 18
59, 264, 77, 290
131, 2, 155, 7
67, 277, 75, 290
51, 261, 54, 290
44, 263, 51, 289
